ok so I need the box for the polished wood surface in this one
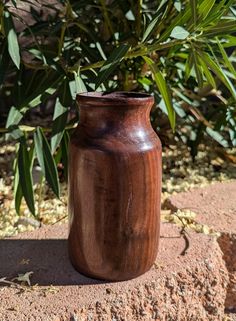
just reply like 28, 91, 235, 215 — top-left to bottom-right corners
68, 92, 162, 281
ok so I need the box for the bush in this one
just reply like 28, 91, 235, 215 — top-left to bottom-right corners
0, 0, 235, 215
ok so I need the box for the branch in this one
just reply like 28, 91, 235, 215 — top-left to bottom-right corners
78, 39, 185, 72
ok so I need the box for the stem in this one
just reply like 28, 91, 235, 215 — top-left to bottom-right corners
0, 278, 28, 291
80, 39, 184, 72
99, 0, 114, 36
136, 0, 142, 38
37, 174, 44, 219
0, 123, 77, 134
58, 23, 67, 57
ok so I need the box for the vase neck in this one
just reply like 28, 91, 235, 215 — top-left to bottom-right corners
79, 104, 152, 134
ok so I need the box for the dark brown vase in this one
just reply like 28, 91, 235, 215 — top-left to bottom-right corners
68, 92, 162, 281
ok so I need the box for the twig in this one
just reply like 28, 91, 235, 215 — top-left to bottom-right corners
179, 227, 190, 256
0, 278, 28, 291
51, 215, 67, 225
77, 39, 185, 72
173, 213, 191, 256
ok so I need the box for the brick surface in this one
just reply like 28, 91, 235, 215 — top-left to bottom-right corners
0, 223, 228, 321
166, 180, 236, 310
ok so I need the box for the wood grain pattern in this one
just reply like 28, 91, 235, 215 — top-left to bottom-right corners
68, 92, 162, 281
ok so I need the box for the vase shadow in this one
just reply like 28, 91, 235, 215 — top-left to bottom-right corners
0, 238, 105, 286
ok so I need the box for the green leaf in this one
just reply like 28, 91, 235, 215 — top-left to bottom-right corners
200, 52, 236, 99
51, 98, 68, 153
61, 131, 69, 180
142, 13, 161, 42
191, 46, 203, 87
6, 106, 23, 128
190, 0, 198, 27
197, 55, 216, 88
51, 79, 70, 153
13, 145, 22, 215
0, 42, 9, 88
172, 88, 194, 106
185, 52, 194, 81
95, 42, 107, 60
216, 38, 236, 78
174, 1, 181, 12
14, 173, 22, 215
143, 56, 175, 131
74, 71, 87, 93
14, 143, 35, 214
3, 10, 20, 69
34, 127, 60, 197
203, 21, 236, 37
18, 72, 63, 109
5, 106, 24, 140
170, 26, 190, 40
198, 0, 215, 20
95, 44, 130, 89
206, 127, 228, 147
158, 0, 197, 41
18, 139, 35, 215
58, 78, 72, 107
198, 0, 229, 27
223, 36, 236, 48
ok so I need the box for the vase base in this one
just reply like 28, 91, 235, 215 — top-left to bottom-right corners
69, 254, 155, 282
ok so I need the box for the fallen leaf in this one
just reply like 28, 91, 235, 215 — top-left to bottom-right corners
19, 258, 30, 265
13, 271, 33, 286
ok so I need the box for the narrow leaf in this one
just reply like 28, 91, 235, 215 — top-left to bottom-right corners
96, 42, 107, 60
198, 0, 215, 20
58, 78, 72, 107
170, 26, 190, 40
197, 55, 216, 88
18, 72, 63, 109
14, 175, 22, 215
158, 1, 193, 41
142, 13, 161, 42
51, 98, 68, 153
216, 38, 236, 78
13, 146, 22, 215
143, 56, 175, 131
206, 127, 228, 147
6, 106, 23, 128
190, 0, 198, 27
0, 42, 9, 87
5, 107, 24, 140
61, 131, 69, 180
74, 71, 87, 93
3, 10, 20, 69
185, 52, 194, 81
34, 127, 60, 197
200, 52, 236, 99
191, 47, 203, 87
203, 21, 236, 37
18, 139, 35, 215
95, 44, 130, 89
14, 143, 35, 215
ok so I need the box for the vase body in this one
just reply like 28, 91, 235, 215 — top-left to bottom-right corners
68, 92, 162, 281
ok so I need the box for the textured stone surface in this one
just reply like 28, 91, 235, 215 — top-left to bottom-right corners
165, 181, 236, 234
0, 223, 228, 321
218, 234, 236, 312
166, 181, 236, 311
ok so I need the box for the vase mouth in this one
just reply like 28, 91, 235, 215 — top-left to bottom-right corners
76, 91, 154, 106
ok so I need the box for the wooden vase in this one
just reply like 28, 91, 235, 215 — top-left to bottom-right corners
68, 92, 162, 281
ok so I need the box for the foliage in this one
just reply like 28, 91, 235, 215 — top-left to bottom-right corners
0, 0, 235, 215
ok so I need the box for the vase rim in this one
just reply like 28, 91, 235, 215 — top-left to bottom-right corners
76, 91, 154, 106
